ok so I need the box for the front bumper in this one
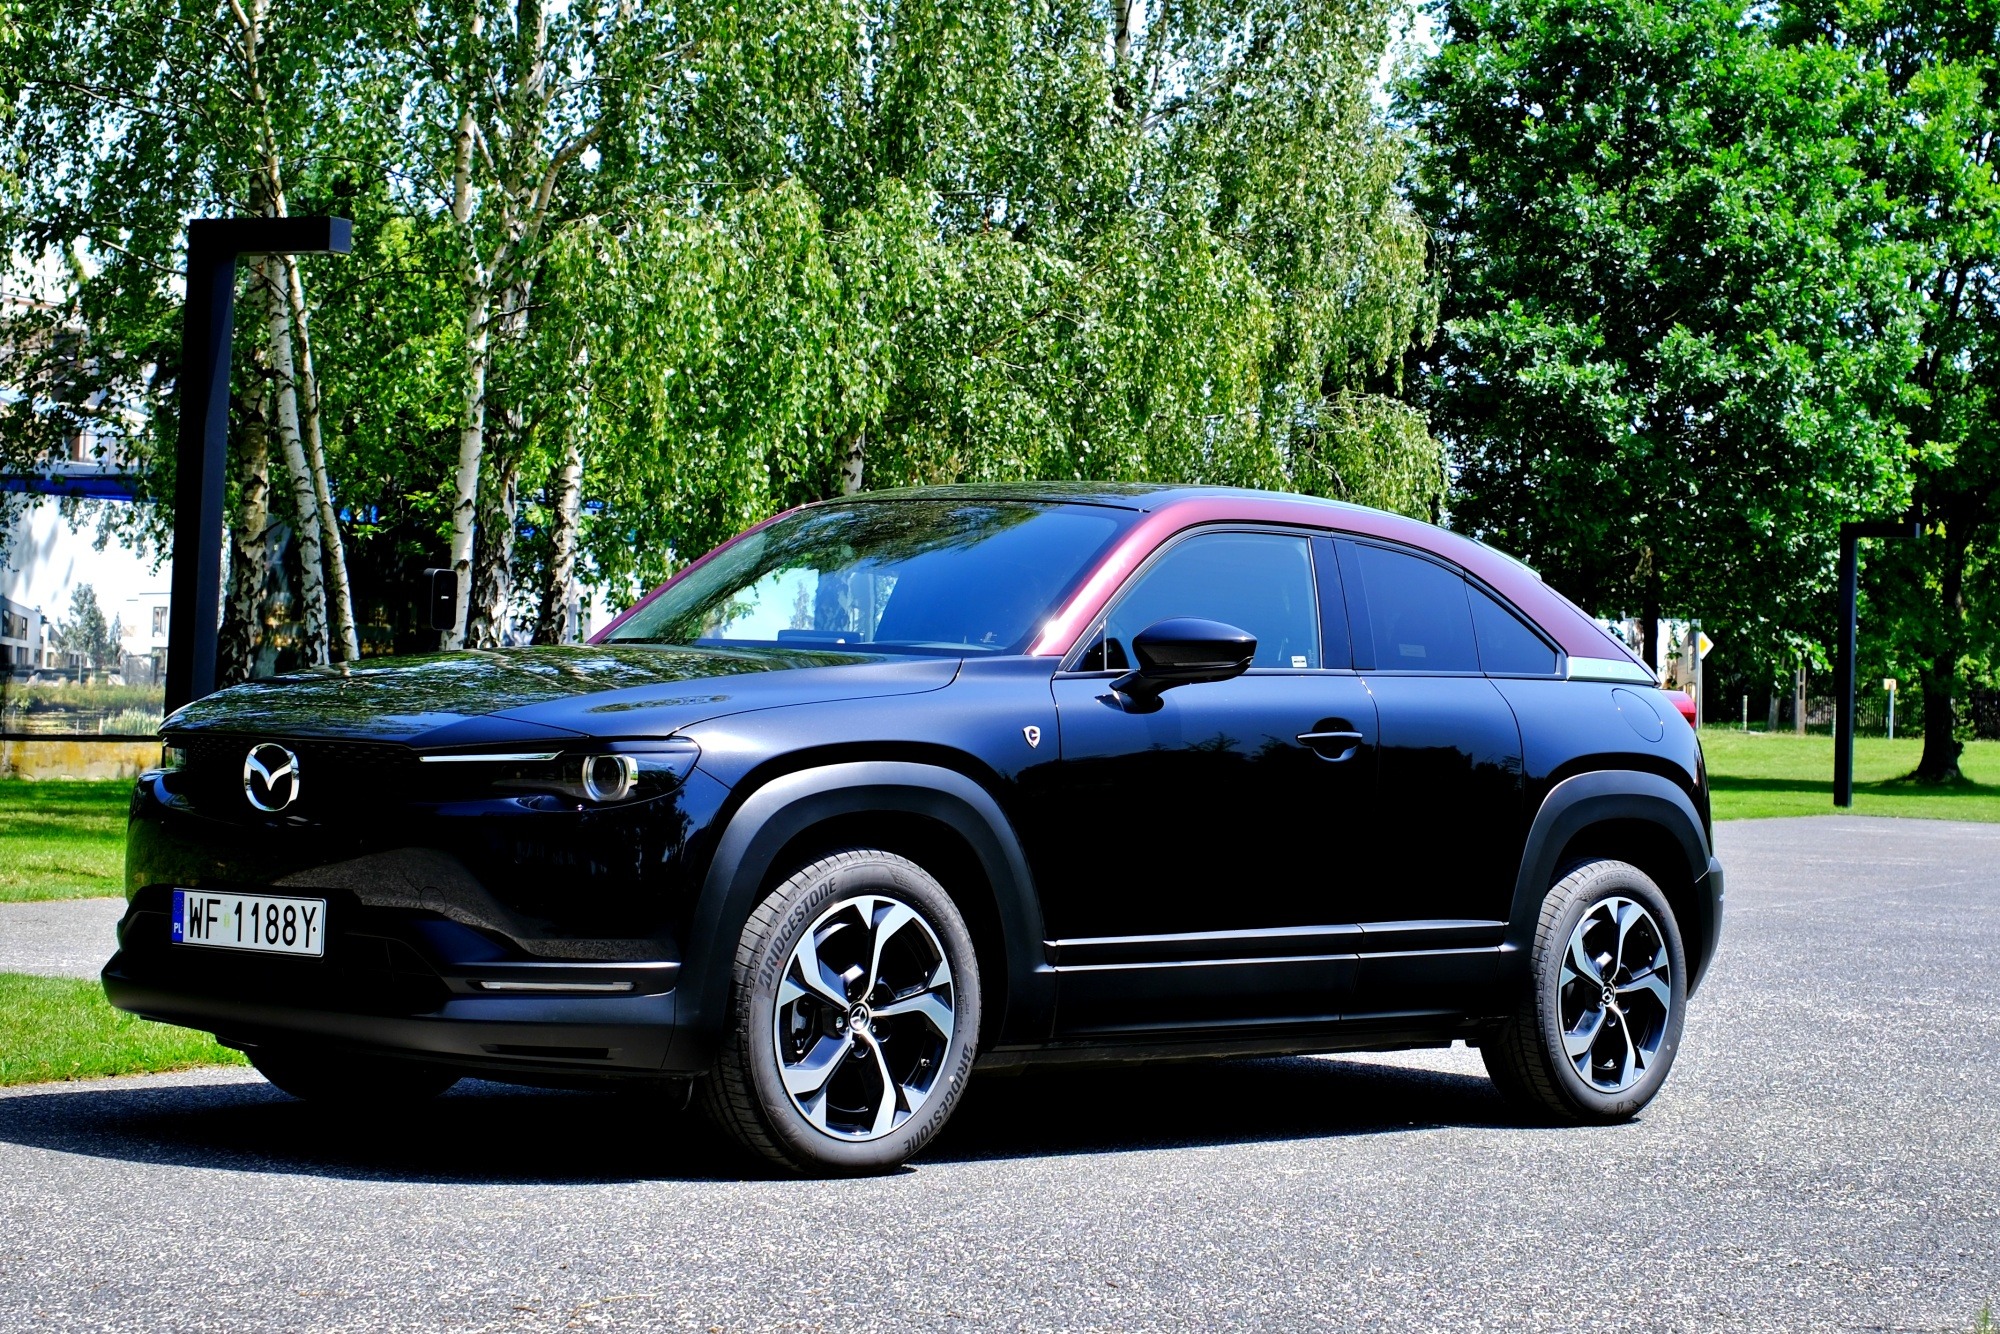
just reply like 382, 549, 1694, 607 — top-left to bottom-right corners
103, 887, 702, 1080
109, 763, 735, 1080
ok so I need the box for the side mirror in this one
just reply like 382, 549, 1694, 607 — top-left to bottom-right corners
1110, 617, 1257, 703
422, 567, 458, 633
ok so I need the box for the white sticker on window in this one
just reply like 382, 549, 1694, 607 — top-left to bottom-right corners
1291, 655, 1308, 668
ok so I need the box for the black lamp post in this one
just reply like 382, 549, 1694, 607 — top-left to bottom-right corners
163, 217, 351, 715
1833, 517, 1921, 807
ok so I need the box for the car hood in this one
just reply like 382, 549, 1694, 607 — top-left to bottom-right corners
163, 644, 960, 745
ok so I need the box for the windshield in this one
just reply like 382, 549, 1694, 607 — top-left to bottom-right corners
604, 500, 1131, 656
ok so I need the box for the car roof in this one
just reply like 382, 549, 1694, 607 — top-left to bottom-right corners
841, 481, 1376, 514
825, 483, 1637, 668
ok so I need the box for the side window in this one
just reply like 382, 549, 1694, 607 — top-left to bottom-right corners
1348, 542, 1479, 673
1470, 584, 1559, 676
1097, 532, 1320, 670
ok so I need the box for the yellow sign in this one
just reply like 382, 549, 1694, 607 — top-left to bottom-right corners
1884, 678, 1897, 693
1695, 631, 1714, 660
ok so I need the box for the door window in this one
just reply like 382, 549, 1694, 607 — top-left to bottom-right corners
1094, 532, 1321, 670
1347, 543, 1480, 673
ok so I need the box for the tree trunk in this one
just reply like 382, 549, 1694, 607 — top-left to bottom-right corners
280, 254, 359, 662
1916, 660, 1961, 782
840, 428, 865, 495
1915, 534, 1968, 783
446, 279, 490, 650
259, 258, 329, 666
466, 447, 520, 649
219, 389, 272, 687
467, 266, 537, 649
533, 434, 585, 644
1766, 691, 1780, 732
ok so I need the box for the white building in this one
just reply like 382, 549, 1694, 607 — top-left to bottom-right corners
0, 592, 49, 672
2, 496, 165, 681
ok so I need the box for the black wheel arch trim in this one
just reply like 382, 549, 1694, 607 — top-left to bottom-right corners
673, 760, 1053, 1069
1509, 768, 1724, 993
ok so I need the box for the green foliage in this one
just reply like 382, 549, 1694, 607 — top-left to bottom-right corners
1404, 0, 1922, 668
3, 0, 1444, 630
533, 0, 1444, 595
1794, 0, 2000, 780
48, 583, 121, 670
0, 681, 163, 714
0, 972, 246, 1084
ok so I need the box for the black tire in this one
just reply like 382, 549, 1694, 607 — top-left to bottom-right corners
1483, 858, 1688, 1124
701, 849, 981, 1175
249, 1046, 460, 1105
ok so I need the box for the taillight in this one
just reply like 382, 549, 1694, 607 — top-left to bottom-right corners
1664, 690, 1698, 726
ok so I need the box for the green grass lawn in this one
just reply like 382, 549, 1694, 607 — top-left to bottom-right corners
0, 778, 130, 901
0, 972, 245, 1086
1702, 729, 2000, 823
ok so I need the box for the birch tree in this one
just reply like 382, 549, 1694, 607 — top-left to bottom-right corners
512, 0, 1443, 610
0, 0, 375, 664
403, 0, 658, 647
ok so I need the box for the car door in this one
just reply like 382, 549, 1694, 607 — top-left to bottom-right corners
1035, 528, 1379, 1037
1334, 538, 1526, 1012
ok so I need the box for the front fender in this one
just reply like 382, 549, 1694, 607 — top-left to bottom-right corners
668, 761, 1052, 1069
1508, 769, 1724, 993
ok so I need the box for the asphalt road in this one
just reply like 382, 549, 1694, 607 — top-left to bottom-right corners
1, 816, 1995, 1331
0, 897, 126, 977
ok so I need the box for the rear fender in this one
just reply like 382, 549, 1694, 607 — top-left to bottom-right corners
1508, 770, 1723, 993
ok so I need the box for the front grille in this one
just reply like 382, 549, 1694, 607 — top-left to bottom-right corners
173, 733, 420, 817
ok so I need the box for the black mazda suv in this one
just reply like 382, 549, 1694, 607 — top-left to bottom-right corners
108, 483, 1724, 1174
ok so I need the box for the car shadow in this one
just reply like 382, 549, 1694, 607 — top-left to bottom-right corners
0, 1054, 1518, 1185
927, 1054, 1514, 1164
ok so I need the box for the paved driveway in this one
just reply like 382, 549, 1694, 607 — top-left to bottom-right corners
0, 897, 126, 977
1, 816, 1995, 1331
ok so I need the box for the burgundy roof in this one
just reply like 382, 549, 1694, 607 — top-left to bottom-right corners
1025, 488, 1632, 663
595, 484, 1639, 666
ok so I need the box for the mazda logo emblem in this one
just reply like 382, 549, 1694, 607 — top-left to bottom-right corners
243, 743, 301, 812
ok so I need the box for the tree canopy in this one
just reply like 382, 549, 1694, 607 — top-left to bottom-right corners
1403, 0, 1998, 772
0, 0, 1446, 665
1404, 0, 1922, 667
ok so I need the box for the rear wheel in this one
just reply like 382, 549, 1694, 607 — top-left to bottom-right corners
1484, 858, 1687, 1124
701, 849, 981, 1175
249, 1046, 460, 1105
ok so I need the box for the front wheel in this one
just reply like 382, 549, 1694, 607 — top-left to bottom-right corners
1483, 858, 1688, 1124
701, 849, 981, 1175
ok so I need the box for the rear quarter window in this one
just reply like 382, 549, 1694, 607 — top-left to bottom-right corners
1470, 584, 1560, 676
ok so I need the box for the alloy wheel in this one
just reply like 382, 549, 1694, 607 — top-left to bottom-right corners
771, 894, 956, 1141
1557, 895, 1674, 1094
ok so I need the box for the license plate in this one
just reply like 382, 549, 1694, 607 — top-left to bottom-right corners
172, 890, 326, 957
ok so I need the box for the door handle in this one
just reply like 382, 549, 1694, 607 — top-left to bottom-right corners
1296, 730, 1365, 761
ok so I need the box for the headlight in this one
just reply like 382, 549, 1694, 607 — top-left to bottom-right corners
582, 754, 638, 802
418, 740, 699, 804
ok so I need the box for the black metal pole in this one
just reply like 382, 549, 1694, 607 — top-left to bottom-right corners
1834, 534, 1860, 807
162, 217, 351, 715
1833, 519, 1921, 809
